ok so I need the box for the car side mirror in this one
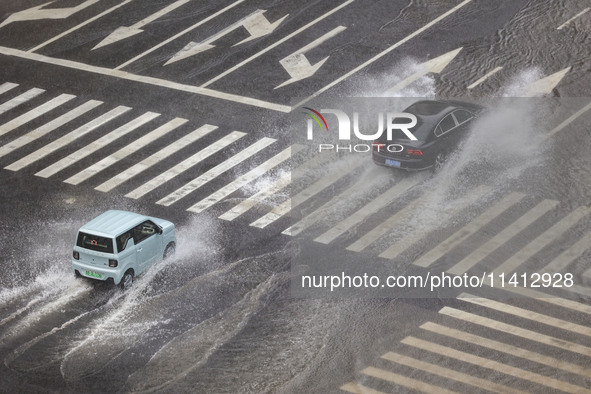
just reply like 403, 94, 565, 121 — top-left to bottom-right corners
157, 227, 163, 235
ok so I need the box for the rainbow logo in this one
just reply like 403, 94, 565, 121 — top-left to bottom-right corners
302, 107, 328, 131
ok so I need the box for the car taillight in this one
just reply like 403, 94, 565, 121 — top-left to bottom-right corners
407, 149, 423, 156
372, 141, 385, 148
109, 259, 118, 267
73, 251, 79, 260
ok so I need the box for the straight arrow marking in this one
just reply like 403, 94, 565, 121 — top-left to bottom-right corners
1, 0, 99, 28
275, 25, 346, 89
93, 0, 193, 49
384, 47, 462, 94
523, 66, 571, 97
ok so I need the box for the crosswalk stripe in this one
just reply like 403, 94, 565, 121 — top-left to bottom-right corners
340, 382, 387, 394
220, 175, 291, 221
0, 82, 18, 96
402, 336, 591, 393
314, 176, 425, 244
126, 131, 245, 200
347, 199, 423, 252
459, 293, 591, 337
95, 124, 217, 192
64, 117, 188, 185
0, 100, 103, 159
541, 230, 591, 273
250, 162, 363, 229
440, 307, 591, 357
421, 322, 591, 378
381, 351, 526, 394
379, 186, 491, 259
188, 145, 303, 214
493, 206, 590, 275
5, 106, 131, 171
157, 137, 276, 206
35, 112, 161, 178
447, 199, 559, 275
487, 284, 591, 315
0, 88, 45, 116
362, 366, 457, 394
413, 192, 526, 267
0, 94, 76, 137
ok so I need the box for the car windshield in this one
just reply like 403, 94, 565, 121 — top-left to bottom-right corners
77, 232, 114, 253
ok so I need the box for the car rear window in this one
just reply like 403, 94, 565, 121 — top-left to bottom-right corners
77, 232, 114, 253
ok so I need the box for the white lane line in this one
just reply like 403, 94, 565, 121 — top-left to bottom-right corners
0, 82, 18, 95
413, 192, 525, 268
546, 101, 591, 138
0, 93, 75, 137
314, 176, 424, 244
550, 222, 591, 277
250, 162, 363, 229
5, 106, 131, 171
157, 138, 276, 206
64, 117, 188, 185
493, 206, 590, 275
340, 382, 387, 394
467, 66, 503, 89
219, 174, 290, 221
379, 186, 491, 260
125, 131, 245, 200
292, 0, 474, 108
95, 124, 217, 192
28, 0, 136, 52
0, 100, 102, 159
201, 0, 356, 88
0, 46, 291, 113
0, 88, 45, 116
347, 199, 423, 253
381, 351, 526, 394
459, 293, 591, 337
362, 366, 457, 394
116, 0, 247, 69
188, 145, 303, 214
402, 336, 591, 394
421, 322, 591, 379
35, 112, 160, 178
440, 307, 591, 357
447, 199, 559, 275
557, 7, 590, 30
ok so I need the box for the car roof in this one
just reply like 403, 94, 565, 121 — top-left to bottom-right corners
79, 210, 147, 237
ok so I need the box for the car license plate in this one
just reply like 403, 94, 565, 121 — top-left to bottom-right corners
385, 159, 401, 167
85, 270, 102, 279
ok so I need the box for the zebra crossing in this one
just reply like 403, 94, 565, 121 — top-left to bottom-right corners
340, 292, 591, 393
1, 82, 591, 291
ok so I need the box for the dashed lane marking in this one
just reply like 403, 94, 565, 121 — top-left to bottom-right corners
557, 7, 590, 30
467, 66, 503, 89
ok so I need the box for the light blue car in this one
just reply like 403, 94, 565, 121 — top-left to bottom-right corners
72, 210, 176, 289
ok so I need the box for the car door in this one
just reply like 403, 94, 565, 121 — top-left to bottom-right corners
434, 113, 458, 152
116, 230, 137, 273
132, 220, 161, 273
451, 109, 474, 140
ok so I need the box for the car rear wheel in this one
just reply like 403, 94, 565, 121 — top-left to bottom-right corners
121, 270, 134, 290
163, 242, 176, 260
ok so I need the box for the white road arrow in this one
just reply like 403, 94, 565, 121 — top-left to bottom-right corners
523, 67, 571, 97
164, 10, 288, 65
274, 25, 346, 89
0, 0, 99, 28
93, 0, 193, 49
384, 47, 463, 95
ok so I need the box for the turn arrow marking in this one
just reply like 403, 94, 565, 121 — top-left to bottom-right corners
384, 47, 463, 94
165, 10, 288, 65
275, 26, 346, 89
93, 0, 193, 49
0, 0, 99, 28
